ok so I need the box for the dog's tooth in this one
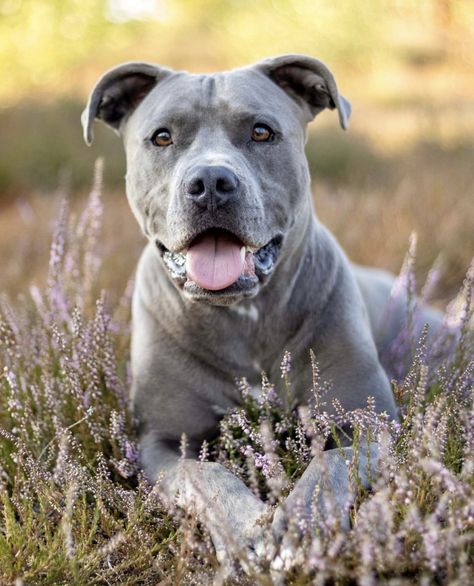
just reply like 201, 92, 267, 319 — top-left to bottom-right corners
173, 253, 185, 266
240, 246, 246, 262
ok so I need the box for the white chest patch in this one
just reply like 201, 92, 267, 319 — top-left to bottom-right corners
231, 304, 259, 321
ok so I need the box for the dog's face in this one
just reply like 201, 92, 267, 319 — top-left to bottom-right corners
83, 55, 350, 305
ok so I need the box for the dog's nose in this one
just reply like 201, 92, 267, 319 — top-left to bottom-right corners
185, 165, 240, 210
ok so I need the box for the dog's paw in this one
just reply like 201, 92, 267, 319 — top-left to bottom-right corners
211, 525, 261, 576
211, 509, 277, 576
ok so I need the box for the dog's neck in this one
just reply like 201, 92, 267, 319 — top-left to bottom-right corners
136, 201, 346, 379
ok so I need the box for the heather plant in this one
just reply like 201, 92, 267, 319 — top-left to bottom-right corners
0, 167, 472, 584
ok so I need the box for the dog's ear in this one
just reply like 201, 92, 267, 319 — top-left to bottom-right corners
81, 62, 172, 146
255, 54, 351, 130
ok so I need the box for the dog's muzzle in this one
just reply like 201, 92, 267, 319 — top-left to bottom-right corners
156, 229, 282, 304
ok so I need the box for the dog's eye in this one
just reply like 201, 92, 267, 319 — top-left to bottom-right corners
151, 128, 173, 147
251, 124, 274, 142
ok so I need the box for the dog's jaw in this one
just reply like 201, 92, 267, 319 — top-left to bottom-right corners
156, 232, 283, 305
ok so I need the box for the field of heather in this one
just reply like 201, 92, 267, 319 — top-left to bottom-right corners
0, 167, 472, 584
0, 1, 473, 584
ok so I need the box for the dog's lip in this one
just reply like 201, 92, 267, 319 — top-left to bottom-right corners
156, 227, 280, 257
183, 273, 259, 301
160, 228, 263, 255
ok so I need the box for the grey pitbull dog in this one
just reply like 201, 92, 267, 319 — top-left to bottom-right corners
82, 55, 432, 560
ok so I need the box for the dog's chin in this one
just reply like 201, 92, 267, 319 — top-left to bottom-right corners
155, 232, 282, 306
183, 275, 260, 306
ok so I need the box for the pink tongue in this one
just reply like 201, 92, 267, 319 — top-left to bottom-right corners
186, 231, 245, 291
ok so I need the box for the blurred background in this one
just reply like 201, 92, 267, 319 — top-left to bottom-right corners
0, 0, 473, 303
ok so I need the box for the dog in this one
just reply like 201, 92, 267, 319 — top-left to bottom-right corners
82, 54, 442, 562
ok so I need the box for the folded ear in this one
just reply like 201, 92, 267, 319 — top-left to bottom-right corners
255, 54, 351, 130
81, 62, 172, 145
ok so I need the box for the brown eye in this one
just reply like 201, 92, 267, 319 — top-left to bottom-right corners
251, 124, 273, 142
152, 128, 173, 147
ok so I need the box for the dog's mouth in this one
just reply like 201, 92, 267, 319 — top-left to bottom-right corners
157, 229, 282, 302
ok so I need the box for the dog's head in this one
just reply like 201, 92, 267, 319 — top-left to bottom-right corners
82, 55, 350, 305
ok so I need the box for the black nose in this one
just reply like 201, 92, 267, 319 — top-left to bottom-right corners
185, 165, 240, 210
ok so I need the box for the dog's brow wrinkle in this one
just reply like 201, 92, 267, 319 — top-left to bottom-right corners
202, 75, 216, 102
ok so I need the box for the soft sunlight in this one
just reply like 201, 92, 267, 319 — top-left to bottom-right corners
106, 0, 168, 22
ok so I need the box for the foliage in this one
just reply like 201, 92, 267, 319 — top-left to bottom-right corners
0, 165, 472, 584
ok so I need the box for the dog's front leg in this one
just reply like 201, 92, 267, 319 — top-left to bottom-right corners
269, 268, 396, 545
272, 442, 378, 534
140, 434, 271, 564
271, 442, 378, 569
270, 327, 391, 558
131, 289, 272, 563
